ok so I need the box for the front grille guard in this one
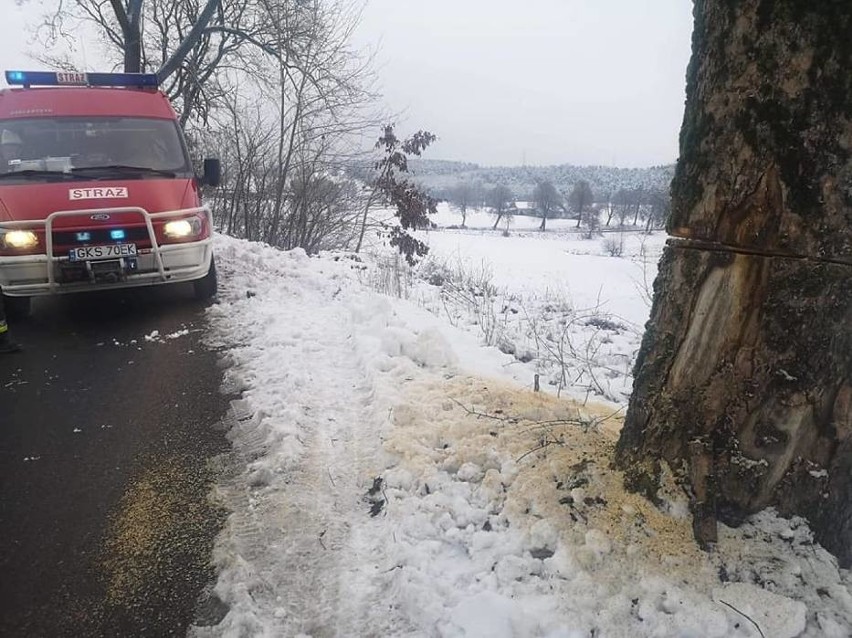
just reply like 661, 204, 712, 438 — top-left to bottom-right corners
0, 205, 212, 290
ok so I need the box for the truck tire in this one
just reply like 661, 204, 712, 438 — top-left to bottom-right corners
193, 256, 218, 301
3, 295, 31, 320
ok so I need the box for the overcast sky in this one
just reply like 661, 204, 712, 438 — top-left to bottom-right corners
1, 0, 694, 168
354, 0, 694, 167
3, 4, 35, 75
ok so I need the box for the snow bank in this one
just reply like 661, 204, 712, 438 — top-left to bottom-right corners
193, 233, 851, 638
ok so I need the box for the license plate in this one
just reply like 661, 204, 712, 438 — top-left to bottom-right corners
69, 243, 137, 261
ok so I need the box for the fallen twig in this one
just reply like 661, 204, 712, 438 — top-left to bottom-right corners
718, 600, 765, 638
516, 436, 564, 463
452, 399, 622, 435
451, 398, 520, 424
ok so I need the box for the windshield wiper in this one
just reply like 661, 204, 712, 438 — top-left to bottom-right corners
0, 170, 77, 181
70, 165, 177, 178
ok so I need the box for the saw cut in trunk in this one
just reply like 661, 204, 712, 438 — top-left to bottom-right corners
615, 0, 852, 566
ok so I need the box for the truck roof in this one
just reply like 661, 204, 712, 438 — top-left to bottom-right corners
0, 87, 178, 120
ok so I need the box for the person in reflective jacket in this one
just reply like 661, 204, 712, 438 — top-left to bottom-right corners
0, 295, 22, 354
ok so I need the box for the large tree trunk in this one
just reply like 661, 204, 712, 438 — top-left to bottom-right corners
615, 0, 852, 566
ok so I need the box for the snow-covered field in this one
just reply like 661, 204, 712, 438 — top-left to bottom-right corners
192, 211, 851, 637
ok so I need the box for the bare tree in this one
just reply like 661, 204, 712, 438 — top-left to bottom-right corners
32, 0, 218, 76
149, 0, 269, 126
644, 188, 669, 233
450, 182, 476, 227
29, 0, 319, 126
613, 188, 631, 227
630, 186, 645, 226
580, 206, 600, 239
603, 192, 616, 227
532, 180, 561, 231
205, 94, 277, 240
253, 0, 377, 246
615, 0, 852, 566
190, 0, 380, 252
568, 180, 594, 228
487, 184, 514, 230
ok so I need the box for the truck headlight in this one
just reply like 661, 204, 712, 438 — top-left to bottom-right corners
163, 218, 202, 238
2, 230, 38, 249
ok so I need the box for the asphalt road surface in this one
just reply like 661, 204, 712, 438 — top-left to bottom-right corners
0, 285, 231, 637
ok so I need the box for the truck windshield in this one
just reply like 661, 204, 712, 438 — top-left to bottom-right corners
0, 117, 192, 178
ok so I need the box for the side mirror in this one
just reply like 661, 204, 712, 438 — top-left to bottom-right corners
201, 158, 221, 187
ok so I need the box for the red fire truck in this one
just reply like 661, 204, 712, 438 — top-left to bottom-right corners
0, 70, 220, 318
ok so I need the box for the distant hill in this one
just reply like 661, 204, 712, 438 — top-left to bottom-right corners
406, 159, 675, 202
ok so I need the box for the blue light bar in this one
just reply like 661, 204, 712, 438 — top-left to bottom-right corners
5, 70, 158, 88
110, 229, 126, 240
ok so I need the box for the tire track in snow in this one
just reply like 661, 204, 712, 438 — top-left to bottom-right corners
195, 242, 398, 637
260, 329, 376, 636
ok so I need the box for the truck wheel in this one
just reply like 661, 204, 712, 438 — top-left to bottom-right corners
193, 256, 218, 301
3, 295, 31, 320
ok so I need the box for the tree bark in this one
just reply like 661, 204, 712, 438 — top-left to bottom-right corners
109, 0, 142, 72
124, 30, 142, 73
615, 0, 852, 566
156, 0, 221, 83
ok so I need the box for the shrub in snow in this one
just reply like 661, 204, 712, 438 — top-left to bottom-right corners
584, 316, 627, 332
497, 339, 516, 356
602, 236, 625, 257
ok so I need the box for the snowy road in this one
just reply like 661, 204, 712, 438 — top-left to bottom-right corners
0, 287, 229, 637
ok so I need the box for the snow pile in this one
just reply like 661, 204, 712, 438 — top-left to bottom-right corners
194, 233, 851, 638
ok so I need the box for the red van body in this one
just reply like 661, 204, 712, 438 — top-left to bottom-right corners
0, 72, 216, 312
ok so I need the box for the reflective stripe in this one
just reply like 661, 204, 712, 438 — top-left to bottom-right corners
0, 321, 7, 334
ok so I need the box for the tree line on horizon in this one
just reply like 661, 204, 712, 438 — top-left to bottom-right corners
441, 178, 670, 234
407, 158, 674, 202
